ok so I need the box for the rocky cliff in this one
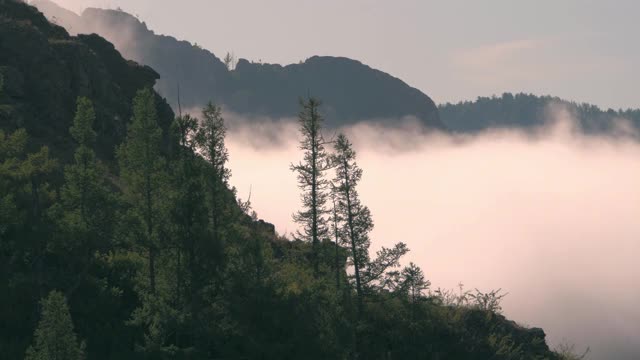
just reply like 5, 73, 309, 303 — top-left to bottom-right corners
1, 0, 174, 161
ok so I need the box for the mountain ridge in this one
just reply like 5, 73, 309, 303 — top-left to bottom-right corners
32, 0, 443, 129
440, 92, 640, 134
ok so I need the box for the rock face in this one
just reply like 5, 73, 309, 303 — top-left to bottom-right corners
0, 0, 174, 160
32, 0, 443, 129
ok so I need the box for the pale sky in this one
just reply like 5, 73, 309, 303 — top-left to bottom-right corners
50, 0, 639, 109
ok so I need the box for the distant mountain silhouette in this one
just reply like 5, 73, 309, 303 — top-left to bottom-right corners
32, 0, 443, 129
440, 93, 640, 134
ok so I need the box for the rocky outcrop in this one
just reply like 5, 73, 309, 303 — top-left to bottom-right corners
0, 0, 174, 160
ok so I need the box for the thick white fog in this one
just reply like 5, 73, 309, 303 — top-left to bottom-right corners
224, 109, 640, 359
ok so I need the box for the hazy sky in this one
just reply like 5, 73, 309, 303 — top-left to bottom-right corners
47, 0, 639, 110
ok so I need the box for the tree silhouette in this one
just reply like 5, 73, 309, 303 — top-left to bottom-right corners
291, 97, 331, 276
331, 133, 371, 314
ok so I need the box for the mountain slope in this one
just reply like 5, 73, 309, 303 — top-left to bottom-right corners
2, 0, 175, 161
32, 0, 443, 129
440, 92, 640, 134
1, 2, 568, 359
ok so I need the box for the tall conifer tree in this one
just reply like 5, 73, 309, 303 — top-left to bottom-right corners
331, 133, 372, 314
117, 88, 167, 293
291, 97, 331, 276
170, 113, 209, 341
195, 103, 230, 240
58, 97, 114, 295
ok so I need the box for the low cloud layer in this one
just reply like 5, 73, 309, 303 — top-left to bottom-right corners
224, 109, 640, 359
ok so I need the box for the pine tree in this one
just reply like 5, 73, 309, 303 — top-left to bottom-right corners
25, 291, 85, 360
330, 192, 342, 290
399, 262, 430, 305
170, 113, 209, 347
0, 129, 28, 241
195, 102, 230, 241
331, 133, 371, 314
223, 52, 236, 70
117, 88, 167, 294
291, 97, 331, 276
20, 145, 57, 300
62, 97, 99, 232
58, 97, 115, 295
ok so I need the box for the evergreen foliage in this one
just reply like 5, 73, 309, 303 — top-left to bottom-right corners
195, 102, 231, 240
25, 291, 85, 360
117, 87, 168, 294
291, 97, 332, 276
331, 133, 372, 314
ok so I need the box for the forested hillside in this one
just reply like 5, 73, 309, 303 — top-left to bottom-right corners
32, 0, 442, 129
440, 93, 640, 134
0, 1, 575, 359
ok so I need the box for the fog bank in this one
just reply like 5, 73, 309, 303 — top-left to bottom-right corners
225, 111, 640, 359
